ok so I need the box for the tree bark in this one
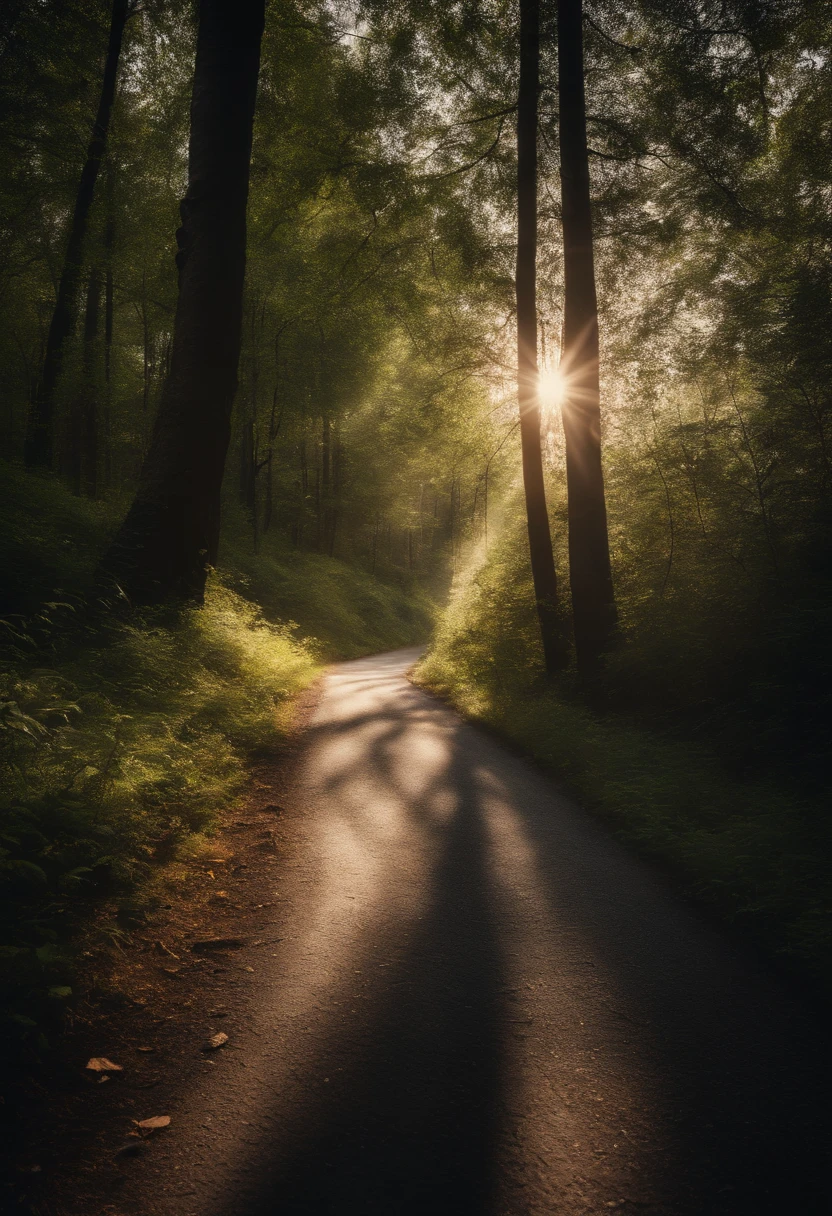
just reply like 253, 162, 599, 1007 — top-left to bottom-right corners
558, 0, 616, 674
76, 266, 102, 498
103, 0, 266, 602
24, 0, 128, 469
103, 160, 115, 490
517, 0, 568, 674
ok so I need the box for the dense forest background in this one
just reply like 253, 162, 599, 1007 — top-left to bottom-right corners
2, 0, 832, 1065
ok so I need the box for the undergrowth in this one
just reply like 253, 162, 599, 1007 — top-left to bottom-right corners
0, 465, 432, 1066
219, 504, 436, 659
0, 578, 318, 1056
418, 517, 832, 994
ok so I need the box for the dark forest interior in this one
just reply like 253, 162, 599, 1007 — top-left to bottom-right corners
2, 0, 832, 1209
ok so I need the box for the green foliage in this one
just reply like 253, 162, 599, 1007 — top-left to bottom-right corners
0, 468, 431, 1061
420, 516, 832, 991
220, 506, 436, 659
0, 573, 318, 1042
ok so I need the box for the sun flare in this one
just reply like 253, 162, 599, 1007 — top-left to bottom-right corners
538, 367, 566, 410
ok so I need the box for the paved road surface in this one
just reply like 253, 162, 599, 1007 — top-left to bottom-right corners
124, 648, 831, 1215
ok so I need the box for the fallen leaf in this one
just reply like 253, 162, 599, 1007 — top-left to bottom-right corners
134, 1115, 171, 1135
136, 1046, 155, 1053
204, 1032, 228, 1051
86, 1057, 123, 1072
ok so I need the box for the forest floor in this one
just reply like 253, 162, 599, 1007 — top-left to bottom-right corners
6, 648, 832, 1216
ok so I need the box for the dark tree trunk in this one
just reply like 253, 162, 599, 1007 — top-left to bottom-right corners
79, 266, 101, 498
517, 0, 568, 673
321, 414, 333, 553
103, 161, 115, 490
103, 0, 265, 602
239, 414, 256, 517
66, 267, 101, 496
263, 322, 288, 535
296, 436, 308, 547
24, 0, 128, 469
558, 0, 616, 674
329, 424, 341, 557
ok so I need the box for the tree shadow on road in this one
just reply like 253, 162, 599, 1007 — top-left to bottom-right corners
211, 662, 832, 1216
214, 711, 508, 1216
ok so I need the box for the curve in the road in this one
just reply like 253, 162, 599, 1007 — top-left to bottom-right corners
124, 647, 832, 1216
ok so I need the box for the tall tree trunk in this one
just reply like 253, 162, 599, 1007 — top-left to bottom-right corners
81, 266, 101, 498
263, 322, 289, 534
103, 160, 115, 490
24, 0, 128, 470
558, 0, 616, 674
329, 423, 342, 557
321, 414, 332, 553
239, 413, 256, 517
517, 0, 568, 674
66, 267, 101, 495
103, 0, 266, 602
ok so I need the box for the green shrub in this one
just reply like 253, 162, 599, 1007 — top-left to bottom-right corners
418, 518, 832, 992
0, 466, 433, 1061
0, 577, 318, 1048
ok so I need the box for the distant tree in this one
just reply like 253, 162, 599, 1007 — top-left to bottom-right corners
104, 0, 266, 602
24, 0, 129, 470
517, 0, 568, 674
558, 0, 616, 674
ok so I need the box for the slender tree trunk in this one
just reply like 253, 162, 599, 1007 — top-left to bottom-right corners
328, 422, 341, 557
25, 0, 128, 469
239, 413, 256, 516
558, 0, 616, 674
81, 266, 101, 498
103, 0, 265, 602
139, 277, 150, 413
263, 323, 288, 534
296, 435, 308, 547
103, 160, 115, 490
517, 0, 567, 673
321, 414, 332, 552
66, 267, 101, 495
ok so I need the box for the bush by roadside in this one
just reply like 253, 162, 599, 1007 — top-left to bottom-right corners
417, 523, 832, 995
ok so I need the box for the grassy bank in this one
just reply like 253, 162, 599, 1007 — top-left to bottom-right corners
0, 466, 433, 1060
417, 525, 832, 995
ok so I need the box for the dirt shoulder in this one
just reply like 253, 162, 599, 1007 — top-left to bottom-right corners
3, 681, 323, 1216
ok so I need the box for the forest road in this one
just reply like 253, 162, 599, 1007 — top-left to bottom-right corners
124, 647, 832, 1216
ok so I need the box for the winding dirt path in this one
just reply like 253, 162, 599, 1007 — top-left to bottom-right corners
118, 647, 830, 1215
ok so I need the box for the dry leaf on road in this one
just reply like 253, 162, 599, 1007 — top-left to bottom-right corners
134, 1115, 171, 1135
86, 1057, 122, 1072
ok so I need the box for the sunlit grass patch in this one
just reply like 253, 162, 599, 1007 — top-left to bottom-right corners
0, 576, 319, 1049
